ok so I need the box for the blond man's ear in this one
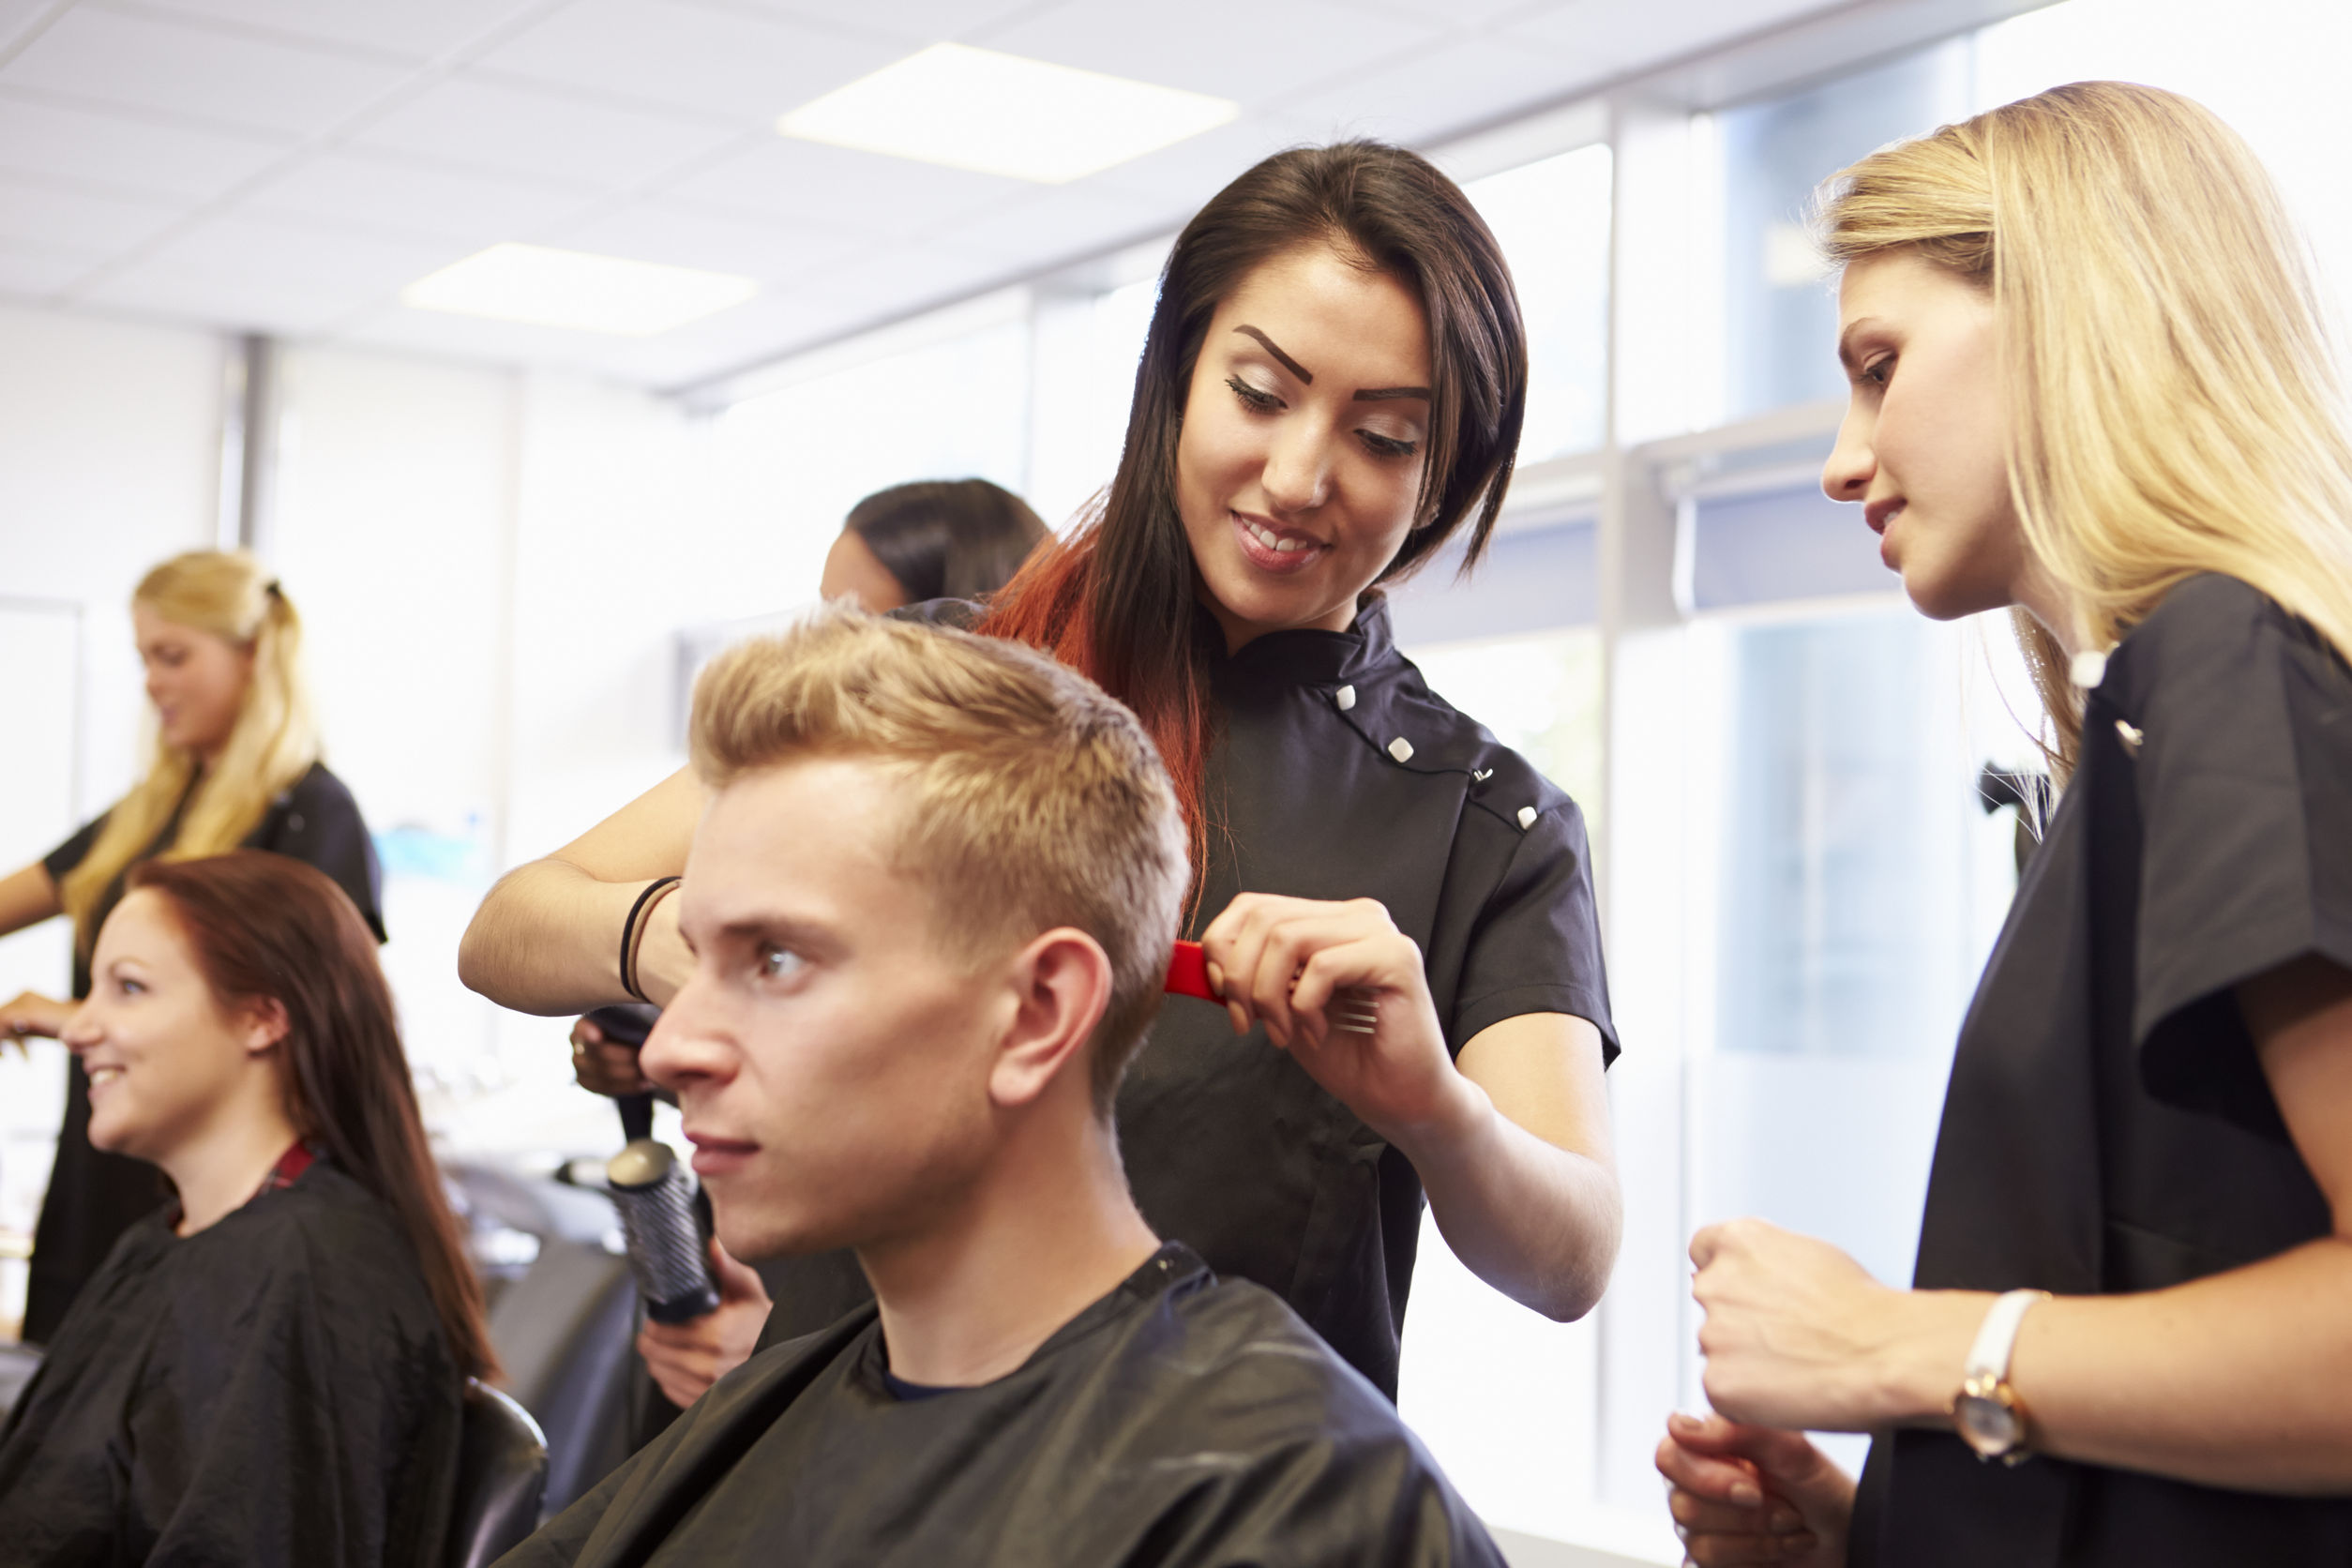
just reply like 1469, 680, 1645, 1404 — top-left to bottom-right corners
988, 927, 1115, 1112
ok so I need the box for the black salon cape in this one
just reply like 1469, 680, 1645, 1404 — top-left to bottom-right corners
0, 1160, 460, 1568
26, 761, 384, 1345
1850, 576, 2352, 1567
748, 598, 1618, 1400
497, 1244, 1501, 1568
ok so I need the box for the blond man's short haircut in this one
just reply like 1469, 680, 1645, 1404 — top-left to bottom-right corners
689, 608, 1188, 1112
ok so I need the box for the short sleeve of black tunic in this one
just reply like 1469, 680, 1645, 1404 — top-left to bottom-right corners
2123, 578, 2352, 1132
43, 761, 384, 993
1852, 575, 2352, 1568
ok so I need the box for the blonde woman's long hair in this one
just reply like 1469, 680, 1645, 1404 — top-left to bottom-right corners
59, 551, 319, 954
1817, 81, 2352, 776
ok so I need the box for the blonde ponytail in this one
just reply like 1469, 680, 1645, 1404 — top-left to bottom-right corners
59, 551, 320, 954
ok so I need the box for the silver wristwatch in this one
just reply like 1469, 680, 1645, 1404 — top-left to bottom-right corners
1951, 1289, 2049, 1465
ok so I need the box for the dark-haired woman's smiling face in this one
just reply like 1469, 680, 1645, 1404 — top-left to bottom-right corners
62, 890, 270, 1165
1177, 242, 1431, 652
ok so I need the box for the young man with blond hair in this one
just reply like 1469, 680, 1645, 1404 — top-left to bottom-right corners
497, 610, 1500, 1568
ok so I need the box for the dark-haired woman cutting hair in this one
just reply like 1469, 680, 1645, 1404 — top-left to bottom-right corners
463, 140, 1621, 1400
0, 852, 490, 1567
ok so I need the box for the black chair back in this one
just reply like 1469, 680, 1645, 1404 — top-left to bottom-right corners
445, 1379, 548, 1568
488, 1235, 641, 1515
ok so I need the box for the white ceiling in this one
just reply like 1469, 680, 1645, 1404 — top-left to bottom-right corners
0, 0, 1850, 391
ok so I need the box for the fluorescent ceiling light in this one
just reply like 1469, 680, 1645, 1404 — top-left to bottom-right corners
400, 244, 757, 337
777, 43, 1238, 185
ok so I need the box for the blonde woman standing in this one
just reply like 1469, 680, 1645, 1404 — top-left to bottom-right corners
0, 550, 383, 1345
1656, 84, 2352, 1565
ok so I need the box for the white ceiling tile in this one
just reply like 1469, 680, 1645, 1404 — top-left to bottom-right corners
71, 211, 483, 335
332, 284, 863, 386
975, 0, 1440, 109
353, 77, 749, 192
0, 171, 185, 252
0, 0, 59, 53
1347, 0, 1557, 27
794, 239, 1020, 321
1285, 37, 1588, 148
945, 182, 1182, 265
129, 210, 473, 295
664, 135, 1025, 239
78, 261, 384, 334
1082, 111, 1333, 210
0, 234, 105, 297
1502, 0, 1842, 69
242, 151, 596, 244
0, 91, 290, 200
698, 0, 1044, 47
588, 287, 880, 384
127, 0, 549, 63
476, 0, 901, 124
0, 8, 412, 138
550, 198, 865, 282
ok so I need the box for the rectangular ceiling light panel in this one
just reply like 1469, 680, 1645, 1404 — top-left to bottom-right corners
400, 243, 757, 336
777, 42, 1238, 185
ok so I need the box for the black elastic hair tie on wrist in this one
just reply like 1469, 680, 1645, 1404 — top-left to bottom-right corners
619, 876, 683, 1003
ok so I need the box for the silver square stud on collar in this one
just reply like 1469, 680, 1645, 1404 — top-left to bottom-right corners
2115, 718, 2144, 756
1515, 805, 1537, 831
1387, 736, 1414, 763
1334, 684, 1356, 712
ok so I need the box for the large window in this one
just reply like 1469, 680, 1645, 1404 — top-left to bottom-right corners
1710, 43, 1971, 422
713, 314, 1033, 563
1465, 144, 1613, 460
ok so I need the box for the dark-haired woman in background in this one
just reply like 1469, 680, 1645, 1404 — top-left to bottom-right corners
0, 851, 488, 1566
826, 476, 1048, 610
464, 141, 1621, 1402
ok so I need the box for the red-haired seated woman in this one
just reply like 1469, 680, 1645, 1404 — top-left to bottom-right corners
0, 851, 493, 1567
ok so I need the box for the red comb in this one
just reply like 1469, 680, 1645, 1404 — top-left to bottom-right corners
1166, 940, 1216, 1001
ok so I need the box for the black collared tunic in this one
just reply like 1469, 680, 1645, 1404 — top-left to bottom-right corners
755, 597, 1618, 1399
499, 1244, 1503, 1568
0, 1160, 460, 1567
1851, 575, 2352, 1566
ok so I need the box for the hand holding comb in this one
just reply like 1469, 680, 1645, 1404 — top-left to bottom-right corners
1165, 940, 1380, 1034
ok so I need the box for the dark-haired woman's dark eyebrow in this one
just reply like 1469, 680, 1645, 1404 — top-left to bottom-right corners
1352, 385, 1428, 402
1233, 325, 1311, 384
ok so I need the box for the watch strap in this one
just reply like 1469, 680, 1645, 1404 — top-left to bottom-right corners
1965, 1289, 2049, 1383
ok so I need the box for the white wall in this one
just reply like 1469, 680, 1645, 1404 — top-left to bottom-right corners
270, 344, 522, 1126
0, 302, 223, 1331
0, 303, 224, 833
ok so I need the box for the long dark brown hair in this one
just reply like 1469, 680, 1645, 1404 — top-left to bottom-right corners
846, 477, 1047, 605
977, 141, 1529, 882
129, 851, 497, 1381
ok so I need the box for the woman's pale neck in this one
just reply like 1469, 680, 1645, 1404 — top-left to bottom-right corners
2013, 560, 2088, 658
160, 1089, 303, 1237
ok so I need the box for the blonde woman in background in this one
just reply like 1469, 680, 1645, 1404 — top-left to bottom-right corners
1657, 83, 2352, 1566
0, 550, 383, 1345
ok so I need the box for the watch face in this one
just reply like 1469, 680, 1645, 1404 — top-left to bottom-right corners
1955, 1393, 2023, 1456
